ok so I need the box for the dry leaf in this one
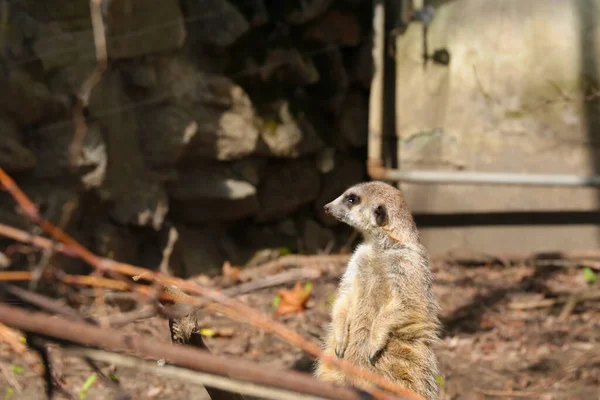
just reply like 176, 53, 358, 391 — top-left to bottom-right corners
222, 261, 241, 283
275, 282, 312, 315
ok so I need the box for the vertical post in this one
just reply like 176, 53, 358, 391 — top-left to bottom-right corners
368, 0, 386, 171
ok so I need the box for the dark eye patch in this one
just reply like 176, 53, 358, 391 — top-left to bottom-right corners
344, 193, 360, 206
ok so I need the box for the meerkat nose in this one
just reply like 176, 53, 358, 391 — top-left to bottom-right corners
323, 204, 331, 214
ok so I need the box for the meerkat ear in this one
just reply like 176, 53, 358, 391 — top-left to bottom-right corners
374, 204, 387, 226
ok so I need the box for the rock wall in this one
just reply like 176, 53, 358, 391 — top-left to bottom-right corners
0, 0, 373, 277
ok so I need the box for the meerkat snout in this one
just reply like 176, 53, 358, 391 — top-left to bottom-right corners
323, 204, 331, 214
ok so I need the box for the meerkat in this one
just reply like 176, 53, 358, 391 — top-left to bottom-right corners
314, 181, 441, 400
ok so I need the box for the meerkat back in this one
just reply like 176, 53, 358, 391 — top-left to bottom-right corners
314, 181, 441, 400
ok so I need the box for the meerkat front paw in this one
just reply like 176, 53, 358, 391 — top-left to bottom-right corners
333, 330, 349, 358
367, 332, 388, 366
368, 346, 383, 366
333, 320, 350, 358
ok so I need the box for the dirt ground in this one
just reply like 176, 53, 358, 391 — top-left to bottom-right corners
1, 259, 599, 400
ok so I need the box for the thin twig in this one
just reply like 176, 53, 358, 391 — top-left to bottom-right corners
509, 291, 600, 310
64, 347, 323, 400
474, 388, 542, 398
0, 304, 404, 400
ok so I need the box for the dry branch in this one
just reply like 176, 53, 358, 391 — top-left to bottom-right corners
0, 168, 422, 400
238, 254, 349, 281
65, 347, 320, 400
0, 304, 404, 400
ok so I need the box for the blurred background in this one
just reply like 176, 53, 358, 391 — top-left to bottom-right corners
1, 0, 600, 399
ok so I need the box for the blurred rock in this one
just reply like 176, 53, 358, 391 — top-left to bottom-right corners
256, 100, 324, 158
279, 0, 335, 25
259, 49, 320, 85
230, 0, 268, 26
93, 221, 141, 266
0, 69, 65, 126
173, 223, 238, 277
33, 21, 94, 71
0, 118, 36, 172
180, 0, 249, 47
90, 69, 168, 230
338, 90, 369, 148
136, 104, 197, 171
169, 164, 259, 223
231, 157, 267, 186
105, 0, 186, 58
256, 159, 321, 222
304, 11, 362, 46
308, 48, 349, 114
138, 55, 260, 161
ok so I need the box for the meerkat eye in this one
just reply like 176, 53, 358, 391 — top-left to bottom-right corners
345, 193, 360, 206
374, 204, 387, 226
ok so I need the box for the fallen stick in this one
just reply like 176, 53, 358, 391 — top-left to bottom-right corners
238, 255, 349, 282
508, 291, 600, 310
439, 249, 600, 268
0, 304, 404, 400
64, 347, 322, 400
225, 267, 326, 297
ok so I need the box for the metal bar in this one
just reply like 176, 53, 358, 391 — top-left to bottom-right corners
377, 169, 600, 187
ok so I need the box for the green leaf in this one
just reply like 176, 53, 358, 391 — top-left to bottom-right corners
272, 295, 281, 308
80, 374, 97, 399
11, 366, 22, 374
303, 282, 312, 294
19, 337, 26, 344
278, 247, 291, 256
200, 328, 215, 337
435, 375, 445, 389
583, 267, 597, 284
328, 293, 336, 305
109, 373, 119, 382
4, 388, 14, 400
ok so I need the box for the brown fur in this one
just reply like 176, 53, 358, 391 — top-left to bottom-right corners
315, 181, 441, 400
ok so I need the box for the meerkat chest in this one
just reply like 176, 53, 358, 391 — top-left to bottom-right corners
347, 248, 393, 318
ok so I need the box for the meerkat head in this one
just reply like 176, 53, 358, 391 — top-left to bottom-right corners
323, 181, 419, 245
